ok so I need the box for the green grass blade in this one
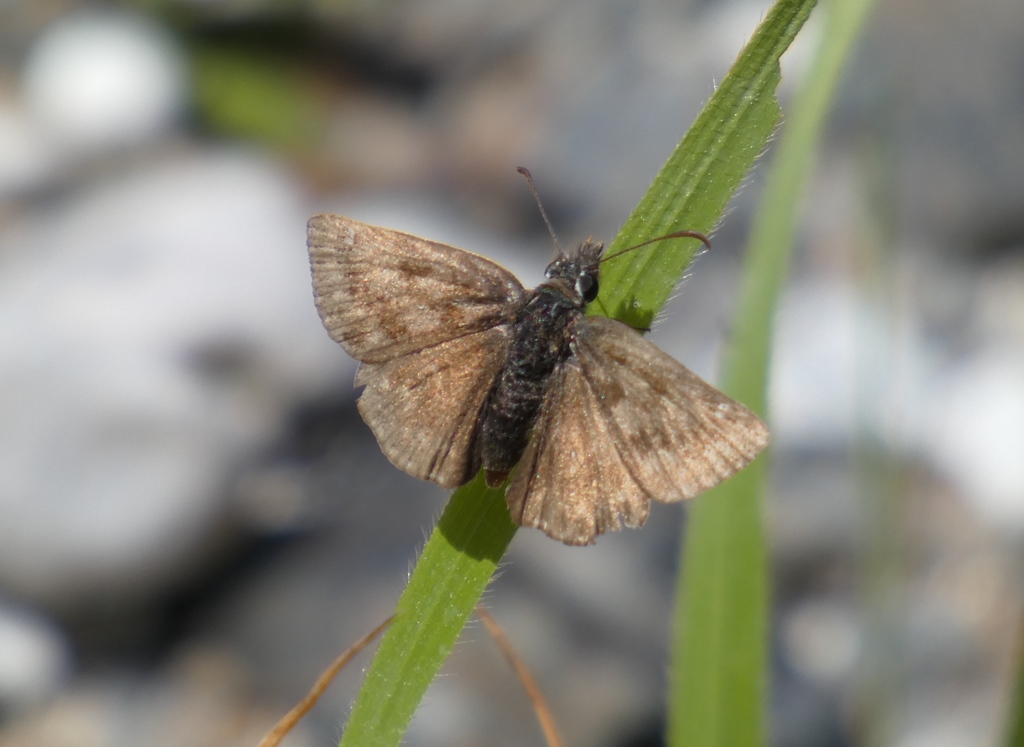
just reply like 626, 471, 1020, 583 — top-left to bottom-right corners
595, 0, 816, 329
340, 476, 516, 747
339, 1, 817, 744
669, 0, 876, 744
1006, 622, 1024, 747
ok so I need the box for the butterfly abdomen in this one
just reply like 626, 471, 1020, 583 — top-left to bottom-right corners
479, 288, 580, 485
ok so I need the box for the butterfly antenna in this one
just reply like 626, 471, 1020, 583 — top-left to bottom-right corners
516, 166, 564, 256
600, 229, 711, 263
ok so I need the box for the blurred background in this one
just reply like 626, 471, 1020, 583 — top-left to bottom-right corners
1, 1, 1023, 746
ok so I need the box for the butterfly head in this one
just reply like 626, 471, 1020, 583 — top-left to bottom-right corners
544, 239, 604, 305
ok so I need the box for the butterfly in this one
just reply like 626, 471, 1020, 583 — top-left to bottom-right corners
307, 191, 769, 546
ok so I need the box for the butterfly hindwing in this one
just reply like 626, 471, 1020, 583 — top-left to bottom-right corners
506, 315, 769, 544
356, 326, 511, 488
505, 353, 651, 546
308, 215, 525, 364
573, 315, 770, 502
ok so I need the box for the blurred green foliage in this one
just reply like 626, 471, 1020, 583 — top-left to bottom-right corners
190, 45, 325, 150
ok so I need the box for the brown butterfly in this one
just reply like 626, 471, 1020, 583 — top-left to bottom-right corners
307, 182, 769, 546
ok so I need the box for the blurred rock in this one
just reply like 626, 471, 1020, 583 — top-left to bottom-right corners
782, 599, 862, 687
0, 598, 72, 712
21, 10, 187, 159
929, 348, 1024, 528
863, 0, 1024, 244
0, 148, 348, 610
1, 642, 290, 747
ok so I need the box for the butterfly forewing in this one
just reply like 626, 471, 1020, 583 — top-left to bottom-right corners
308, 215, 525, 364
356, 326, 511, 489
506, 356, 652, 545
573, 316, 770, 502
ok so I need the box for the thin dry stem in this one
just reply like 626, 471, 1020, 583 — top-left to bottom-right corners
476, 605, 565, 747
258, 616, 394, 747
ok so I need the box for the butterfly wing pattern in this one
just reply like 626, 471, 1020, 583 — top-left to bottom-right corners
308, 215, 525, 487
505, 347, 653, 544
508, 316, 769, 544
308, 214, 769, 544
308, 216, 525, 363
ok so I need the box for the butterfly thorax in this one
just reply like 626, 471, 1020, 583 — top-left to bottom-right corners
479, 278, 587, 487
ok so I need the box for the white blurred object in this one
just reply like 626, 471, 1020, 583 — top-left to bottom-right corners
0, 150, 349, 607
771, 279, 863, 448
772, 273, 1024, 529
929, 348, 1024, 527
0, 599, 72, 711
22, 11, 186, 157
781, 599, 861, 686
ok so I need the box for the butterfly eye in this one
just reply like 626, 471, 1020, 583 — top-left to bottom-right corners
576, 272, 598, 303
